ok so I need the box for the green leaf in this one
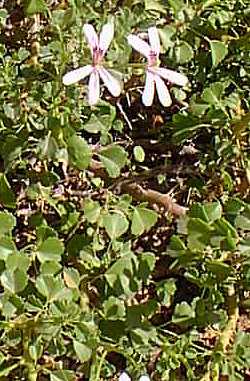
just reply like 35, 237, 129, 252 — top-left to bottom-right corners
98, 145, 127, 178
213, 218, 238, 238
6, 252, 30, 273
105, 252, 139, 295
206, 261, 232, 281
24, 0, 48, 15
238, 238, 250, 255
37, 237, 64, 263
0, 237, 16, 261
67, 134, 91, 170
36, 226, 57, 245
29, 339, 43, 363
73, 341, 92, 363
36, 275, 67, 302
187, 218, 212, 250
131, 325, 157, 346
83, 200, 101, 223
103, 296, 126, 320
1, 269, 28, 293
0, 363, 19, 377
133, 146, 145, 162
189, 203, 209, 222
38, 135, 59, 160
169, 235, 186, 251
0, 212, 16, 236
63, 268, 80, 289
175, 41, 194, 64
204, 202, 222, 222
159, 26, 175, 50
103, 213, 129, 240
157, 279, 176, 306
137, 252, 156, 281
172, 301, 195, 324
50, 370, 75, 381
235, 209, 250, 231
168, 0, 185, 13
0, 174, 16, 208
0, 9, 8, 27
83, 114, 105, 134
202, 82, 226, 107
100, 319, 126, 341
144, 0, 166, 12
171, 113, 205, 143
40, 261, 62, 274
131, 207, 158, 235
210, 40, 228, 67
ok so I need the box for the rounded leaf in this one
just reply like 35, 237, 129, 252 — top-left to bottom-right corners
103, 213, 129, 240
0, 212, 16, 236
73, 340, 92, 363
37, 237, 64, 263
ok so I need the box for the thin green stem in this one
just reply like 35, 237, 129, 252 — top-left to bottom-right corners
94, 349, 108, 381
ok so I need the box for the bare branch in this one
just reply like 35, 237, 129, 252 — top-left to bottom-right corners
120, 182, 187, 217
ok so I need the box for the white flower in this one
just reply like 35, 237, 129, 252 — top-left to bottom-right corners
119, 372, 150, 381
139, 377, 151, 381
127, 27, 188, 107
119, 372, 131, 381
63, 23, 121, 105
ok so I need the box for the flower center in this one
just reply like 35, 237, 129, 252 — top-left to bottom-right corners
93, 47, 104, 66
148, 50, 158, 67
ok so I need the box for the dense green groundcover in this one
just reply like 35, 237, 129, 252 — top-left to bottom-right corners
0, 0, 250, 380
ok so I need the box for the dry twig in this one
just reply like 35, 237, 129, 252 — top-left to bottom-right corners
120, 182, 187, 216
89, 160, 187, 217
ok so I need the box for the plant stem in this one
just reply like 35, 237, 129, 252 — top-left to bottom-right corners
94, 349, 108, 381
89, 349, 107, 381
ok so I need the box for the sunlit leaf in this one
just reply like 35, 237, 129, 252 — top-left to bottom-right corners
24, 0, 48, 14
175, 41, 194, 64
83, 200, 101, 223
131, 207, 158, 235
73, 341, 92, 363
144, 0, 166, 12
159, 26, 175, 50
210, 40, 228, 67
67, 134, 92, 170
103, 296, 126, 320
50, 370, 75, 381
172, 301, 195, 324
0, 174, 16, 208
1, 269, 28, 293
133, 146, 145, 162
37, 237, 64, 263
0, 212, 16, 236
103, 213, 129, 240
36, 275, 68, 302
63, 268, 80, 289
98, 145, 127, 178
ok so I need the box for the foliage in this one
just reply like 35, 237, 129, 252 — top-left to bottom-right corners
0, 0, 249, 380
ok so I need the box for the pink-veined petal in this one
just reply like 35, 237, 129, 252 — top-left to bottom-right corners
155, 67, 188, 86
142, 71, 155, 106
99, 23, 114, 55
98, 67, 121, 97
127, 34, 151, 58
83, 24, 99, 53
119, 372, 131, 381
88, 70, 100, 105
148, 26, 160, 55
62, 65, 92, 85
155, 75, 172, 107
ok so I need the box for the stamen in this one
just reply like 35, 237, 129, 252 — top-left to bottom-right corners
93, 47, 104, 66
148, 50, 158, 66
